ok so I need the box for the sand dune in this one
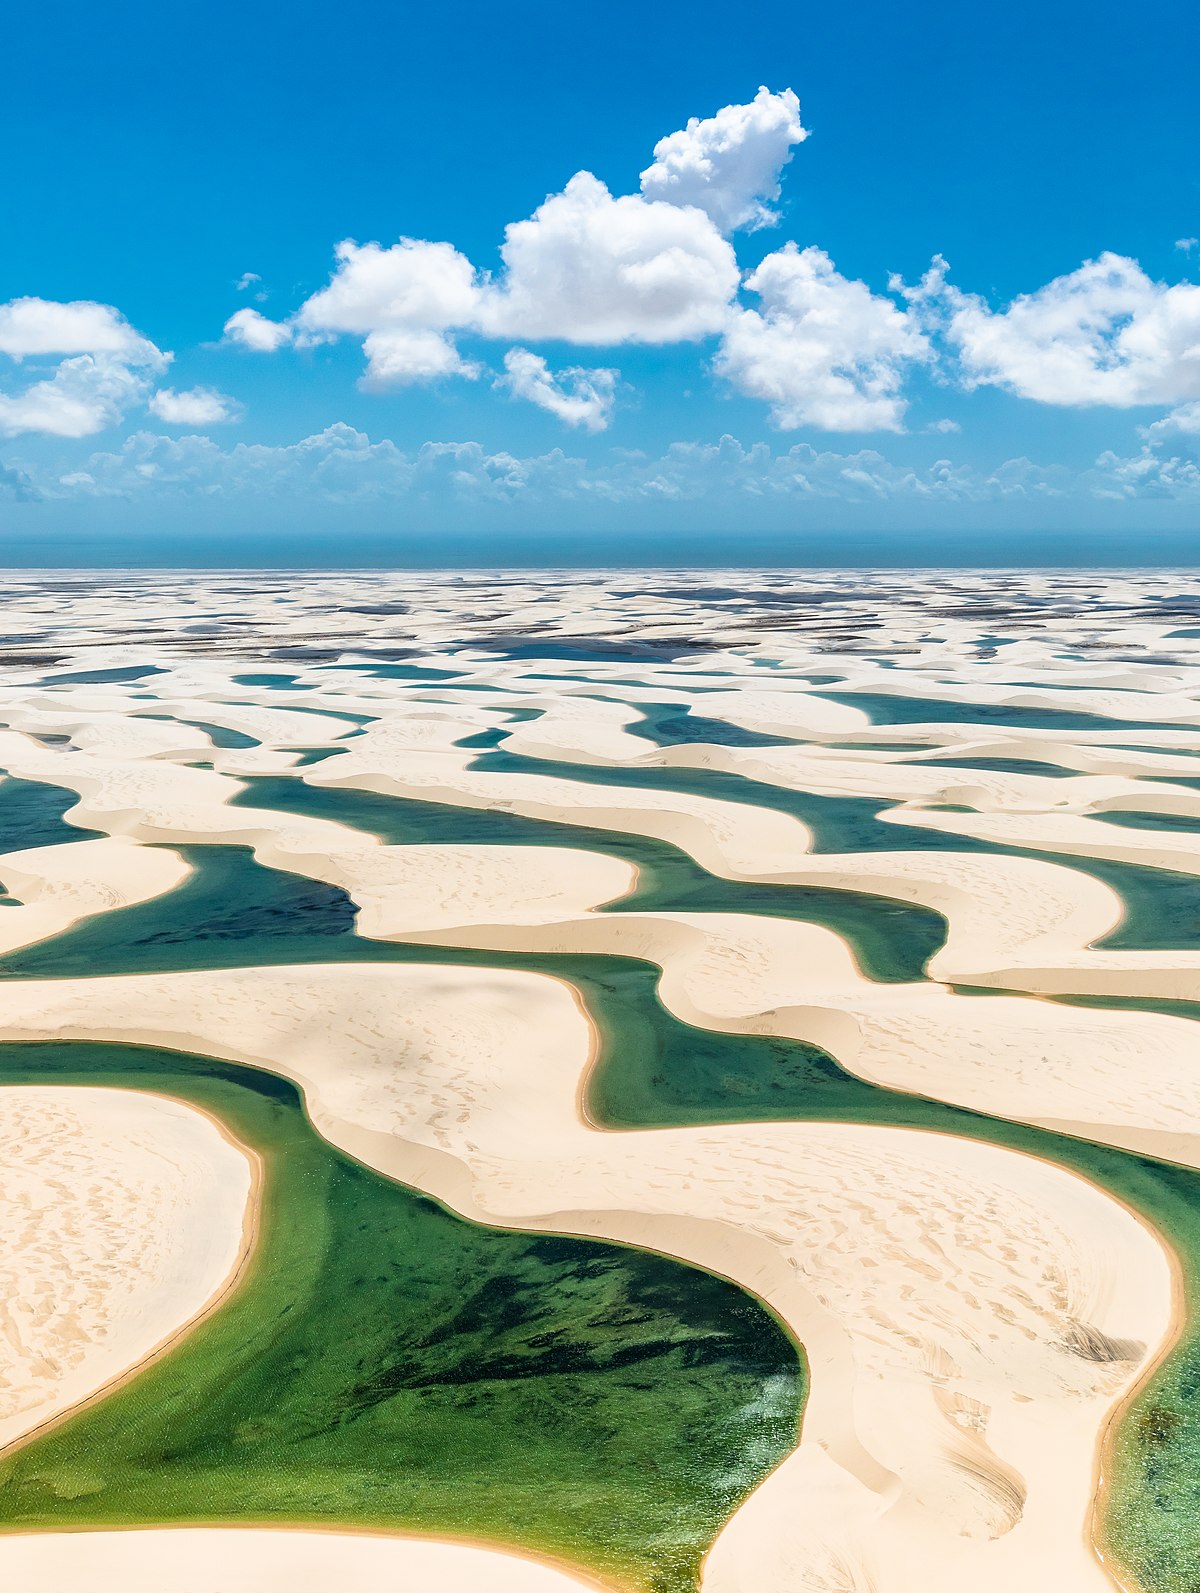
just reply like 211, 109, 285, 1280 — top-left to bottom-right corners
0, 961, 1173, 1593
3, 574, 1200, 1591
0, 834, 190, 957
0, 1086, 253, 1454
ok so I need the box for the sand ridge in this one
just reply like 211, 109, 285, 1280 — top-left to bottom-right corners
4, 572, 1200, 1588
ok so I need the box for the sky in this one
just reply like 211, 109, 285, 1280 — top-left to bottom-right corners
1, 0, 1199, 565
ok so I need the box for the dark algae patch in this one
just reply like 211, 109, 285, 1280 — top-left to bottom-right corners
0, 1043, 801, 1591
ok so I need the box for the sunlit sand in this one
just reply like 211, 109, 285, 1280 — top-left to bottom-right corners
2, 570, 1200, 1590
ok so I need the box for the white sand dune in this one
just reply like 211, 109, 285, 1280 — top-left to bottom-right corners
6, 732, 1200, 1157
0, 962, 1173, 1593
4, 573, 1200, 1591
0, 1086, 253, 1454
0, 834, 189, 957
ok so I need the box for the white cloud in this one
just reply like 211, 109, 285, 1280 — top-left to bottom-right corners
238, 95, 789, 372
38, 423, 1189, 507
0, 297, 167, 439
500, 348, 617, 430
1144, 401, 1200, 439
908, 252, 1200, 407
0, 297, 162, 363
1090, 446, 1200, 499
223, 307, 293, 352
716, 245, 928, 430
360, 328, 479, 387
148, 386, 241, 426
0, 354, 154, 438
295, 238, 480, 340
925, 417, 961, 433
284, 237, 480, 388
235, 272, 262, 291
639, 86, 807, 233
1176, 238, 1198, 254
479, 172, 739, 344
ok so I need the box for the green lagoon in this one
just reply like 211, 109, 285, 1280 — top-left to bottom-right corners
5, 765, 1200, 1588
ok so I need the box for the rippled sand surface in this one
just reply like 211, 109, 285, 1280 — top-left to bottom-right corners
4, 568, 1200, 1590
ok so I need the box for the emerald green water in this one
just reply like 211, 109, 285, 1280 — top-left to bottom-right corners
10, 757, 1200, 1587
628, 702, 796, 749
0, 1041, 798, 1589
226, 775, 947, 984
927, 755, 1077, 777
819, 688, 1195, 734
467, 746, 1200, 957
0, 778, 98, 852
5, 823, 1200, 1588
1098, 809, 1200, 836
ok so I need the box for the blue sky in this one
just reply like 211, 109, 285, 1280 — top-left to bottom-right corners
2, 0, 1199, 563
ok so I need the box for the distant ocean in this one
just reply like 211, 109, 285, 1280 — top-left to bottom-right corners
2, 525, 1200, 568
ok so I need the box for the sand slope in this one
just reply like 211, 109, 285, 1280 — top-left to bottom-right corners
0, 962, 1171, 1593
0, 1086, 253, 1454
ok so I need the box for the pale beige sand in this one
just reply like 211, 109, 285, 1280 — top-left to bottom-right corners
0, 962, 1172, 1593
0, 742, 634, 935
5, 574, 1200, 1591
0, 1527, 611, 1591
0, 1086, 253, 1454
6, 734, 1200, 1158
0, 835, 189, 957
0, 726, 1135, 999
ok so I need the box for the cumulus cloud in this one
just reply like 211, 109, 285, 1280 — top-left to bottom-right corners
639, 86, 807, 233
282, 237, 480, 387
28, 421, 1197, 509
0, 355, 154, 438
295, 238, 479, 340
39, 424, 539, 503
203, 87, 944, 438
235, 272, 262, 291
1090, 446, 1200, 499
227, 90, 800, 396
1143, 401, 1200, 440
716, 245, 928, 430
907, 252, 1200, 407
360, 328, 479, 387
223, 307, 293, 352
479, 172, 739, 344
0, 298, 162, 363
0, 296, 167, 438
1176, 238, 1198, 254
281, 170, 741, 369
500, 349, 617, 430
148, 386, 241, 426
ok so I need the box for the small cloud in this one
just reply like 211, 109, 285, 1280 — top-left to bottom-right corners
236, 272, 262, 291
1175, 238, 1198, 253
1144, 402, 1200, 442
360, 327, 479, 388
0, 461, 40, 501
148, 385, 241, 426
499, 348, 617, 431
925, 417, 961, 434
222, 307, 292, 352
